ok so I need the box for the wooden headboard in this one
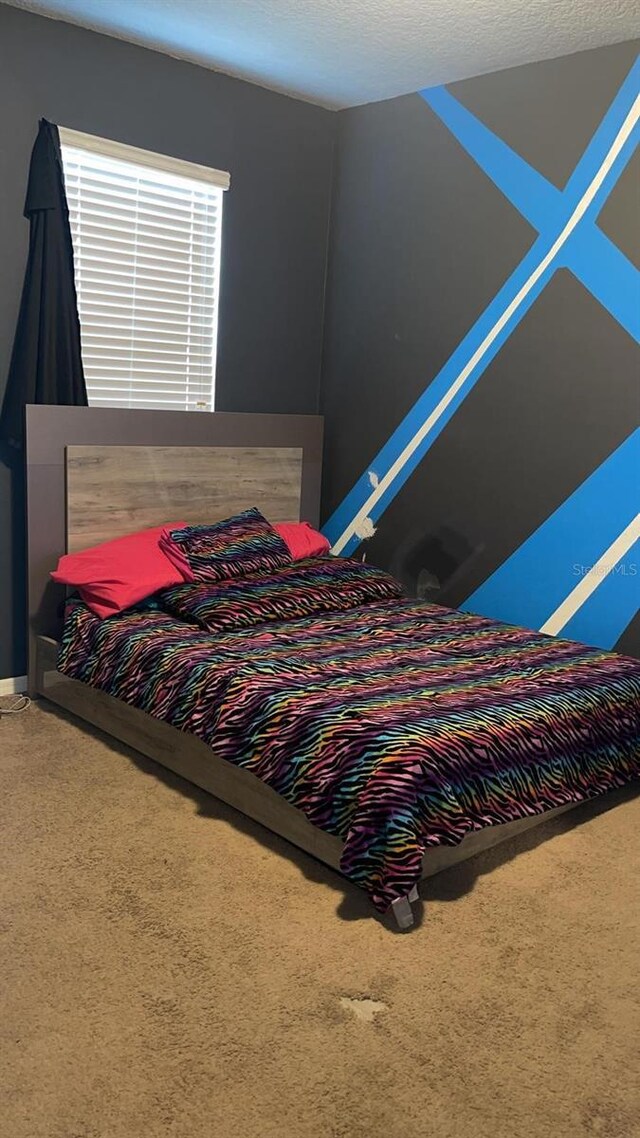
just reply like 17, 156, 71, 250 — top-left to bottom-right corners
25, 405, 323, 692
66, 445, 305, 551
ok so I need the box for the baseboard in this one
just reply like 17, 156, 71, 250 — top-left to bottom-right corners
0, 675, 28, 696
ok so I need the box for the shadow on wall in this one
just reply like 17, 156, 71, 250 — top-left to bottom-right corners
387, 525, 478, 603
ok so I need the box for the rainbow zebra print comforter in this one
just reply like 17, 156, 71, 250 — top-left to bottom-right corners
59, 558, 640, 912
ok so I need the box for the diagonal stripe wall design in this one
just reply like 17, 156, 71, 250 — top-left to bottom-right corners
321, 45, 640, 656
464, 431, 640, 647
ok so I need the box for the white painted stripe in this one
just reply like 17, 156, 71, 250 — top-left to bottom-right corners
0, 675, 28, 696
331, 94, 640, 556
540, 513, 640, 636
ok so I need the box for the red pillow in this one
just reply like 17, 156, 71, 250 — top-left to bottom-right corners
51, 523, 193, 618
274, 522, 330, 560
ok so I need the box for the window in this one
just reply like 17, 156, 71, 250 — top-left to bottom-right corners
59, 128, 229, 411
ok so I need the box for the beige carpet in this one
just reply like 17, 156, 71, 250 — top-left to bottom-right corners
1, 700, 639, 1138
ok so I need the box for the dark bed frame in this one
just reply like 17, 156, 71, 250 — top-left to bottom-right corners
27, 404, 579, 930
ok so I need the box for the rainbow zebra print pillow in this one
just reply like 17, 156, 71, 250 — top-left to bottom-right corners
159, 556, 404, 634
160, 507, 291, 583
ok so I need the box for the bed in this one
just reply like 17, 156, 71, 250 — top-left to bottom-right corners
27, 406, 640, 929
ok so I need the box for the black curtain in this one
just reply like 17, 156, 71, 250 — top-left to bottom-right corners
0, 119, 87, 451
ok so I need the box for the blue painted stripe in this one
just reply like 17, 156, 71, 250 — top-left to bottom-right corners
322, 59, 640, 556
559, 536, 640, 650
462, 430, 640, 635
562, 55, 640, 201
571, 115, 640, 233
423, 72, 640, 342
564, 226, 640, 342
323, 233, 552, 551
421, 86, 559, 230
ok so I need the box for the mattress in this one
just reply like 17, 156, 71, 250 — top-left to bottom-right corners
58, 557, 640, 911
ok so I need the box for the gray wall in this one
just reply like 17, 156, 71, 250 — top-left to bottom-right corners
321, 41, 640, 657
0, 3, 335, 678
1, 8, 637, 676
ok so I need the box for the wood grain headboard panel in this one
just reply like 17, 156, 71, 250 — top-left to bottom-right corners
67, 445, 303, 551
26, 406, 323, 694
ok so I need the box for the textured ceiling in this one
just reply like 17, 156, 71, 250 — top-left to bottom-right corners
5, 0, 640, 107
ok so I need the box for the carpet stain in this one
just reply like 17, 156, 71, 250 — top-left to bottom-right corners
1, 703, 639, 1138
581, 1099, 637, 1137
339, 996, 388, 1023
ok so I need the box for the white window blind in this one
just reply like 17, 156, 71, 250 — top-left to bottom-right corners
59, 128, 229, 412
